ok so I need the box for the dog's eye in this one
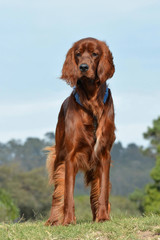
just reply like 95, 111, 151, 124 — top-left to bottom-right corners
92, 52, 98, 57
76, 52, 81, 57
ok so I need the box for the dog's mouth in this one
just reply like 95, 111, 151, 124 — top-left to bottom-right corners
77, 77, 95, 86
77, 67, 96, 79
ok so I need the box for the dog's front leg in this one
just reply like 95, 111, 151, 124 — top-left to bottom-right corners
96, 152, 111, 222
63, 157, 76, 225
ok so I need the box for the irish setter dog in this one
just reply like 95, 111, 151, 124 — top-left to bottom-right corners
45, 37, 116, 226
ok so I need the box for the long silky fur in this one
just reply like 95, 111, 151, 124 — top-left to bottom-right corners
90, 178, 100, 221
45, 146, 65, 225
46, 146, 56, 184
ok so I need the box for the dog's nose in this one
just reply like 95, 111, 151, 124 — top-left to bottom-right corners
79, 64, 89, 72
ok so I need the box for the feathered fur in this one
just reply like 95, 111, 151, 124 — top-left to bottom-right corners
45, 38, 116, 226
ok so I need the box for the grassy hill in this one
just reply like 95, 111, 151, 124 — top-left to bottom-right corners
1, 215, 160, 240
1, 196, 160, 240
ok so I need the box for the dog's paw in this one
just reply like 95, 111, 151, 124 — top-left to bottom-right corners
62, 215, 76, 226
96, 206, 110, 222
45, 218, 59, 226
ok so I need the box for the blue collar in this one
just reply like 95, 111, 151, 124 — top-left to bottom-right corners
74, 87, 109, 107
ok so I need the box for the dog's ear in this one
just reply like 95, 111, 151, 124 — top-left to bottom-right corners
60, 47, 77, 87
97, 41, 115, 83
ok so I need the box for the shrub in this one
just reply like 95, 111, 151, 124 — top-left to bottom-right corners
0, 188, 19, 222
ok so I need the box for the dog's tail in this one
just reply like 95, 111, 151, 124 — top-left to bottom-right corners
45, 146, 65, 225
45, 146, 56, 185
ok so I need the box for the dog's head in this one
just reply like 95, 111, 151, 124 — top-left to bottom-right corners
61, 38, 115, 87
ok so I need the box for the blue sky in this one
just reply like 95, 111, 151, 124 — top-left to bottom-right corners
0, 0, 160, 146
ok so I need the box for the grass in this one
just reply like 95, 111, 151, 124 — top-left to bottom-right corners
74, 195, 141, 221
0, 215, 160, 240
0, 196, 160, 240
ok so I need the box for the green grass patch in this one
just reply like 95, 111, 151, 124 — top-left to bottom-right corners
0, 215, 160, 240
1, 195, 159, 240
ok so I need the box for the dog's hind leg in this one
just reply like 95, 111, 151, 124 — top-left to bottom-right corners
90, 177, 100, 221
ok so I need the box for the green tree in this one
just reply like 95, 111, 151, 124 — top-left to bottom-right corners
143, 117, 160, 214
44, 132, 55, 145
0, 164, 52, 220
0, 188, 19, 222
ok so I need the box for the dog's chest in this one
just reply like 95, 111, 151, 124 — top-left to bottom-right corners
80, 110, 101, 145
